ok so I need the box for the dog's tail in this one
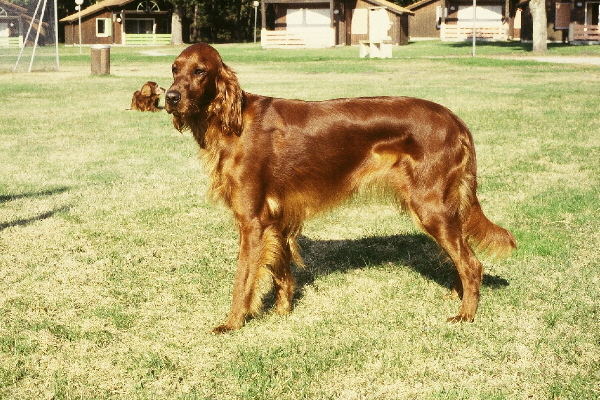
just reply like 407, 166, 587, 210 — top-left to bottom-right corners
455, 122, 516, 258
465, 200, 516, 258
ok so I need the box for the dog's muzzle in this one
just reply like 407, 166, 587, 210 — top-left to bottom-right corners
165, 90, 181, 112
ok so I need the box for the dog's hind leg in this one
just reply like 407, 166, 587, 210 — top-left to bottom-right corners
261, 225, 295, 316
409, 201, 483, 322
396, 162, 482, 321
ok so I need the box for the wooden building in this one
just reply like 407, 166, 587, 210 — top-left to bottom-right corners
60, 0, 172, 45
408, 0, 599, 43
519, 0, 600, 43
406, 0, 443, 38
261, 0, 413, 48
567, 0, 600, 42
407, 0, 514, 40
0, 0, 48, 47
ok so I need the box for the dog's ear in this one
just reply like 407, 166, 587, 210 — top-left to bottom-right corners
140, 82, 153, 97
211, 63, 243, 137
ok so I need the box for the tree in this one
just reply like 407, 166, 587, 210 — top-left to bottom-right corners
171, 2, 183, 45
529, 0, 548, 53
165, 0, 258, 43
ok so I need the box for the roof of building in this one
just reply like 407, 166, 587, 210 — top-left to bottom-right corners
406, 0, 438, 11
60, 0, 135, 23
368, 0, 415, 15
0, 0, 28, 15
263, 0, 413, 15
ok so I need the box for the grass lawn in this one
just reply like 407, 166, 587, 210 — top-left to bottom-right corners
0, 41, 599, 399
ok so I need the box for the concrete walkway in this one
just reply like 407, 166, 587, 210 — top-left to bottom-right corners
505, 56, 600, 66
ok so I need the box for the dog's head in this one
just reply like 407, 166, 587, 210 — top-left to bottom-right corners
165, 43, 242, 136
140, 81, 165, 99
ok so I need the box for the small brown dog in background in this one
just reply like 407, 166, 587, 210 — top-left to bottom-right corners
129, 81, 165, 112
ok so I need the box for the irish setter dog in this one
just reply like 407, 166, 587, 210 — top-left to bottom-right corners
129, 81, 165, 112
165, 43, 516, 333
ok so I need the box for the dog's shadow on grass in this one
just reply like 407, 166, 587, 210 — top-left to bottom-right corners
285, 233, 509, 306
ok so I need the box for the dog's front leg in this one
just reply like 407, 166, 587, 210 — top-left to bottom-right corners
212, 219, 270, 333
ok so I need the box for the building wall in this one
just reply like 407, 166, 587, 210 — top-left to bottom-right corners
271, 3, 331, 30
519, 0, 572, 42
263, 0, 410, 46
64, 10, 116, 45
335, 0, 348, 45
350, 0, 408, 44
62, 2, 171, 45
408, 0, 441, 38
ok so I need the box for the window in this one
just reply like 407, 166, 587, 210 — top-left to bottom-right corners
96, 18, 112, 37
457, 5, 502, 26
286, 8, 330, 31
125, 18, 155, 34
555, 3, 571, 30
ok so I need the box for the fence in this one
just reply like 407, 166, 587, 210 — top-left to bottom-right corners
0, 37, 21, 47
572, 25, 600, 42
440, 25, 508, 41
261, 29, 335, 49
123, 33, 171, 45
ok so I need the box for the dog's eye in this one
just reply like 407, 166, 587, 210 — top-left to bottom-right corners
171, 66, 177, 75
194, 68, 205, 76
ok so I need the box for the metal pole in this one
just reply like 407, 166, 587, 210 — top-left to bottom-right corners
253, 1, 259, 43
28, 0, 48, 72
472, 0, 476, 57
75, 0, 83, 53
78, 9, 82, 53
14, 0, 42, 72
54, 0, 59, 70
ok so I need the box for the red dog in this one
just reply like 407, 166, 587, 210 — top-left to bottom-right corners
165, 43, 516, 333
129, 81, 164, 112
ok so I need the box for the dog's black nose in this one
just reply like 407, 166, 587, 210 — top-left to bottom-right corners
165, 90, 181, 106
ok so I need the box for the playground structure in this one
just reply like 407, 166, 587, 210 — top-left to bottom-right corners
12, 0, 59, 72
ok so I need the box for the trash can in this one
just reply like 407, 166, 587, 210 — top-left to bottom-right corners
90, 44, 110, 75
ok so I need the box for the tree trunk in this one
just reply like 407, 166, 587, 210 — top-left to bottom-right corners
171, 3, 184, 45
530, 0, 547, 53
210, 0, 217, 43
192, 4, 198, 43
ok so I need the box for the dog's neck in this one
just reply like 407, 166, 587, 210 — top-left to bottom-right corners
185, 92, 245, 149
191, 114, 211, 149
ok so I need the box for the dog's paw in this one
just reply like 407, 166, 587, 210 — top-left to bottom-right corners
211, 324, 235, 334
447, 314, 475, 323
